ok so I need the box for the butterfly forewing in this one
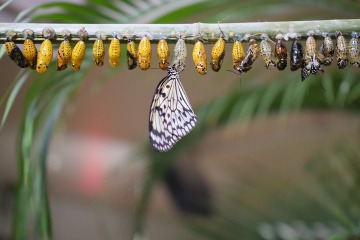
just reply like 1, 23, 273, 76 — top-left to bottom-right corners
149, 68, 197, 152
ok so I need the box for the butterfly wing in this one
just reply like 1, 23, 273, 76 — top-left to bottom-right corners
149, 69, 197, 152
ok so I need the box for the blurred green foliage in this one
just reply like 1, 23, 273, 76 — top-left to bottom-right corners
0, 0, 359, 239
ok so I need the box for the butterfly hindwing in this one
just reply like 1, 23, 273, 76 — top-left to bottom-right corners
149, 67, 197, 152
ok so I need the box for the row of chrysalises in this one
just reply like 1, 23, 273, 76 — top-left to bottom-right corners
3, 28, 359, 152
4, 28, 360, 81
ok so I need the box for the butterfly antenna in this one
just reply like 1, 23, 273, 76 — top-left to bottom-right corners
217, 21, 226, 39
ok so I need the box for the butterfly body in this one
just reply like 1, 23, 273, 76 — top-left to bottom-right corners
301, 35, 324, 80
235, 39, 258, 74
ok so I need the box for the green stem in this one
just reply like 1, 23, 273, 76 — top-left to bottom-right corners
1, 19, 360, 43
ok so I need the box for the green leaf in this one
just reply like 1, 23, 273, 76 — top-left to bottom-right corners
28, 2, 114, 23
88, 0, 121, 11
0, 0, 14, 12
33, 86, 73, 239
336, 72, 354, 108
323, 74, 336, 106
256, 81, 283, 116
1, 70, 30, 129
31, 13, 97, 23
12, 100, 36, 240
12, 67, 88, 239
14, 5, 38, 22
153, 2, 216, 23
0, 44, 6, 60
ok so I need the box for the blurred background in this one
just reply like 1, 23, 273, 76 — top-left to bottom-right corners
0, 0, 360, 239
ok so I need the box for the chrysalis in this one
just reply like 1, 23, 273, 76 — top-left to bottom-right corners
57, 30, 72, 71
36, 27, 55, 73
138, 34, 152, 70
192, 34, 207, 75
4, 30, 29, 69
71, 27, 88, 71
210, 27, 226, 72
157, 37, 169, 70
259, 34, 276, 69
108, 32, 121, 68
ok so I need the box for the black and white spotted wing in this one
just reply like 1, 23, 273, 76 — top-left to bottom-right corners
149, 67, 197, 152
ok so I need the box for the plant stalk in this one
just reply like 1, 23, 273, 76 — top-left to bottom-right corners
0, 19, 359, 43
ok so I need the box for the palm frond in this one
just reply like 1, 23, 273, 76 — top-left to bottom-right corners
12, 63, 91, 238
136, 70, 360, 238
0, 0, 14, 12
16, 0, 197, 24
0, 70, 30, 128
255, 141, 360, 240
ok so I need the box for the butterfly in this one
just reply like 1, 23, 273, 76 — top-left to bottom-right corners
149, 66, 197, 152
